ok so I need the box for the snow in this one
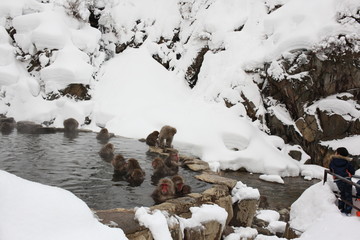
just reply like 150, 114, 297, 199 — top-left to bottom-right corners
134, 204, 228, 240
0, 170, 128, 240
306, 94, 360, 121
290, 181, 360, 239
177, 204, 228, 231
300, 164, 326, 181
0, 0, 359, 239
231, 181, 260, 203
255, 210, 286, 234
259, 174, 284, 184
321, 135, 360, 155
256, 209, 280, 223
40, 45, 94, 92
267, 221, 287, 234
134, 207, 172, 240
224, 227, 258, 240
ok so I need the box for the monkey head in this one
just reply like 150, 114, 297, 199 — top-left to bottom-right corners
152, 158, 164, 169
171, 175, 184, 191
159, 178, 174, 195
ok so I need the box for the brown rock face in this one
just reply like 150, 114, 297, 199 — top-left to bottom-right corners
260, 38, 360, 165
59, 84, 90, 100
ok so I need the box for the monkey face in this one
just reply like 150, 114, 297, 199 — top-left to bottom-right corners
176, 183, 183, 191
160, 183, 169, 194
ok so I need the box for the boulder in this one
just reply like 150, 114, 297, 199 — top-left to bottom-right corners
184, 221, 223, 240
230, 198, 259, 227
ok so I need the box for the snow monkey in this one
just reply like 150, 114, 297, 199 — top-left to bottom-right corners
125, 158, 145, 186
157, 125, 177, 148
171, 175, 192, 197
125, 158, 145, 178
0, 117, 16, 135
152, 157, 177, 179
96, 128, 115, 142
164, 151, 180, 173
111, 154, 127, 175
127, 168, 145, 186
145, 130, 159, 147
151, 177, 175, 204
63, 118, 79, 132
99, 143, 115, 162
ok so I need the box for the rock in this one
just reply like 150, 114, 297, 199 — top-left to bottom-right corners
152, 197, 198, 215
184, 221, 223, 240
95, 208, 145, 235
182, 158, 210, 172
215, 195, 233, 225
282, 223, 299, 239
221, 225, 235, 238
318, 111, 350, 140
59, 84, 90, 100
230, 199, 259, 227
288, 150, 302, 161
185, 47, 209, 88
258, 195, 270, 209
195, 173, 238, 189
295, 115, 321, 143
278, 208, 290, 222
127, 229, 153, 240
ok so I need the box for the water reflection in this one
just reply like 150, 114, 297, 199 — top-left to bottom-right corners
0, 131, 211, 210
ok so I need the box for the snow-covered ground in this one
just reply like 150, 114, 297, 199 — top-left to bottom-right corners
1, 0, 360, 239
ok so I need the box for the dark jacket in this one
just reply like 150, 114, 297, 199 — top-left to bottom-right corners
329, 155, 355, 178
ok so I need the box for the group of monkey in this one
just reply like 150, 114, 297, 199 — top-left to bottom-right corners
0, 116, 191, 205
96, 125, 192, 204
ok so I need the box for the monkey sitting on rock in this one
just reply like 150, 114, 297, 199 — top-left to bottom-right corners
145, 130, 159, 147
157, 125, 177, 148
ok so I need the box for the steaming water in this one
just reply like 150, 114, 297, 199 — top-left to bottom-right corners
0, 131, 211, 210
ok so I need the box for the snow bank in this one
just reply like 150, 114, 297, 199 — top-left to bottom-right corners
290, 181, 360, 239
0, 170, 128, 240
93, 46, 301, 176
40, 45, 93, 92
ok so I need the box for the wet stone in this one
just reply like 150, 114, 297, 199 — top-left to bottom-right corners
195, 173, 238, 189
182, 158, 210, 172
95, 208, 144, 235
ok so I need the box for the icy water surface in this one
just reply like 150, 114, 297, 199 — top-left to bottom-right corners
0, 130, 211, 210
